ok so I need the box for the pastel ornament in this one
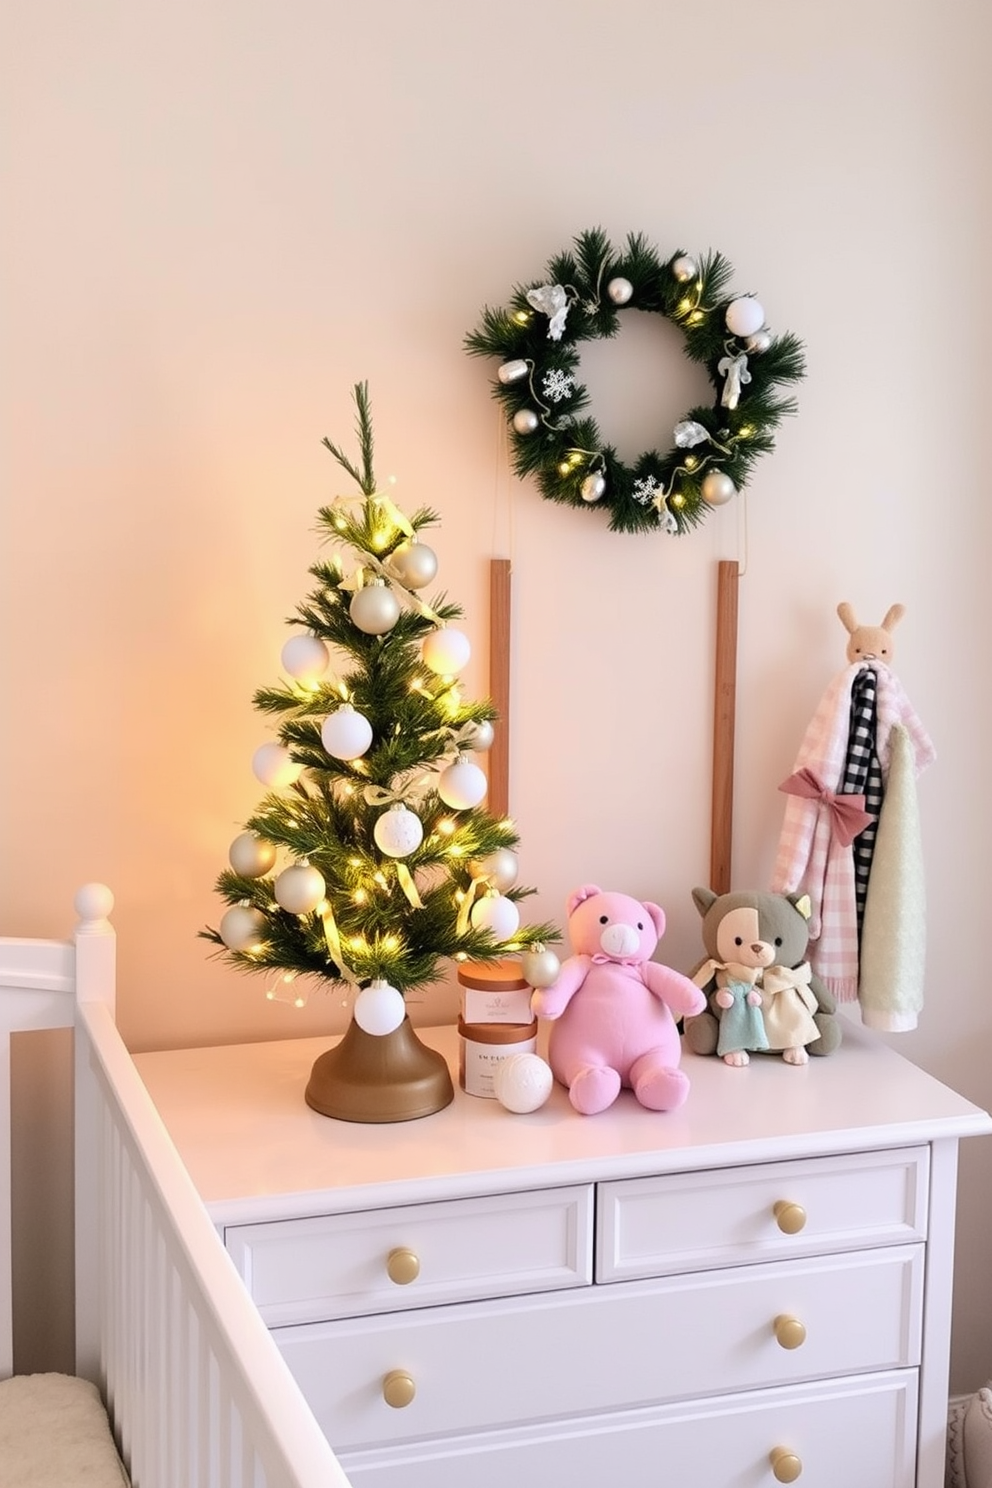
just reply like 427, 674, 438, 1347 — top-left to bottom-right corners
321, 704, 373, 761
521, 943, 561, 989
252, 742, 303, 790
280, 634, 330, 683
495, 1052, 555, 1114
725, 295, 765, 338
373, 804, 424, 858
387, 539, 438, 590
228, 831, 277, 879
531, 885, 707, 1116
423, 626, 471, 676
219, 904, 267, 952
470, 892, 520, 940
354, 979, 406, 1037
274, 863, 326, 916
438, 757, 488, 810
350, 582, 400, 636
468, 848, 518, 891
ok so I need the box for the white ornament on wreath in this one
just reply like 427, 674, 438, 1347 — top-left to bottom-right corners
725, 296, 765, 337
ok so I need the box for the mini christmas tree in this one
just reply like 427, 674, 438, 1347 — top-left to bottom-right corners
203, 383, 558, 1121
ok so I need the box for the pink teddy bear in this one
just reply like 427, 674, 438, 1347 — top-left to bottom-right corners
530, 885, 707, 1116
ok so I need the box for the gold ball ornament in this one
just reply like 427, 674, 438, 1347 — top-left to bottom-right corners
349, 582, 400, 635
274, 862, 327, 916
701, 471, 737, 507
219, 904, 267, 952
228, 831, 277, 879
521, 944, 561, 988
387, 539, 438, 590
468, 847, 518, 891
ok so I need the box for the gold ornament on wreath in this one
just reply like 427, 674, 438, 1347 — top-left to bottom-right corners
465, 228, 806, 536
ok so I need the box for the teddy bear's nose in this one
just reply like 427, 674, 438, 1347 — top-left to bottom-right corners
600, 922, 640, 958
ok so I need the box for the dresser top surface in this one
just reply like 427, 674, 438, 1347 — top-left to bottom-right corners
133, 1019, 990, 1221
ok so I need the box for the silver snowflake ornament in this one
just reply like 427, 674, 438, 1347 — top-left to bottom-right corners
541, 369, 575, 404
632, 475, 661, 507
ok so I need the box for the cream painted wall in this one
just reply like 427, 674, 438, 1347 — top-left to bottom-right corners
3, 0, 991, 1391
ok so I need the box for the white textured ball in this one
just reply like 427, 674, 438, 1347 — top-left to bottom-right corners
438, 758, 488, 810
512, 408, 540, 435
468, 848, 518, 891
495, 1052, 554, 1114
349, 583, 401, 635
321, 704, 374, 760
464, 718, 494, 752
521, 945, 561, 989
701, 471, 737, 507
281, 634, 330, 682
422, 626, 471, 676
219, 904, 267, 952
354, 980, 406, 1037
229, 831, 277, 878
672, 255, 697, 283
471, 893, 520, 940
497, 359, 529, 385
374, 804, 424, 858
387, 539, 438, 590
274, 863, 326, 915
581, 473, 606, 503
725, 296, 765, 338
252, 742, 303, 789
607, 276, 633, 305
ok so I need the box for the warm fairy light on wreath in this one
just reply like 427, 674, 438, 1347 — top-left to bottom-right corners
465, 227, 806, 537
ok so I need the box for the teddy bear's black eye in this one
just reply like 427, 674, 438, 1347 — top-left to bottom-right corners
599, 915, 609, 924
775, 937, 783, 947
734, 936, 743, 946
637, 921, 643, 931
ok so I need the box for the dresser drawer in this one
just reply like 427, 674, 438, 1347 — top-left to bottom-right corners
597, 1146, 928, 1281
225, 1184, 593, 1325
339, 1370, 919, 1488
277, 1244, 923, 1449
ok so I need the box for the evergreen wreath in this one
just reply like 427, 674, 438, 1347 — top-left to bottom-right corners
465, 228, 806, 536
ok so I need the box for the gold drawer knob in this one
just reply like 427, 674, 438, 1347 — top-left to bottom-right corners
386, 1247, 421, 1285
382, 1370, 416, 1409
773, 1200, 807, 1235
769, 1446, 803, 1482
773, 1314, 807, 1350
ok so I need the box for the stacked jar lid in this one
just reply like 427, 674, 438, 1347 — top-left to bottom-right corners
456, 959, 538, 1099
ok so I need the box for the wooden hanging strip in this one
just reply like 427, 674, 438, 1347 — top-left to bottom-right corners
488, 558, 512, 818
710, 560, 739, 894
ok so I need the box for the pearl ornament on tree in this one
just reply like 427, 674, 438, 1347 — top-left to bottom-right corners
512, 409, 540, 435
228, 832, 277, 879
219, 904, 267, 952
521, 944, 561, 989
349, 582, 401, 635
353, 979, 407, 1037
494, 1052, 555, 1114
607, 276, 633, 305
468, 847, 518, 891
470, 892, 520, 940
701, 471, 737, 507
274, 863, 327, 916
725, 296, 765, 338
438, 757, 488, 810
387, 539, 438, 590
252, 742, 303, 790
321, 704, 374, 760
373, 803, 424, 858
672, 255, 697, 282
581, 473, 606, 503
280, 634, 330, 683
422, 626, 471, 676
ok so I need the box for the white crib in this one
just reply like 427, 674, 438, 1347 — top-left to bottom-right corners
0, 885, 352, 1488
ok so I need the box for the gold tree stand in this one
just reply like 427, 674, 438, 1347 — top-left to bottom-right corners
305, 1017, 454, 1123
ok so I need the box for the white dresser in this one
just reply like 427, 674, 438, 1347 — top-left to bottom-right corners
134, 1020, 991, 1488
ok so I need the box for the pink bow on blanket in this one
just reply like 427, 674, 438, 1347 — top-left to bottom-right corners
778, 768, 875, 847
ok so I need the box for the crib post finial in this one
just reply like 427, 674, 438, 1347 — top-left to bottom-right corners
74, 883, 115, 935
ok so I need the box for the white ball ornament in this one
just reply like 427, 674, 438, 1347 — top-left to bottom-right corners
468, 848, 518, 891
438, 757, 488, 810
252, 742, 303, 789
581, 473, 606, 503
422, 626, 471, 676
353, 979, 407, 1037
470, 893, 520, 940
672, 255, 697, 283
495, 1052, 554, 1114
373, 804, 424, 858
228, 831, 277, 878
512, 409, 540, 435
746, 329, 772, 354
387, 539, 438, 590
464, 718, 494, 752
349, 582, 400, 636
280, 634, 330, 682
219, 904, 267, 952
725, 296, 765, 338
321, 704, 373, 760
521, 945, 561, 989
607, 276, 633, 305
701, 471, 738, 507
274, 863, 326, 916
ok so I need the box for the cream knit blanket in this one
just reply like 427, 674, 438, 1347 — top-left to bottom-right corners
0, 1373, 128, 1487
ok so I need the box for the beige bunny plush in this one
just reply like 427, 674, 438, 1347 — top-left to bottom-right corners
836, 602, 904, 665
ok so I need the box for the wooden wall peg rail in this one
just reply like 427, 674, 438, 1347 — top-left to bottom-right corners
710, 560, 739, 895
